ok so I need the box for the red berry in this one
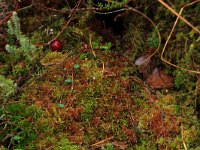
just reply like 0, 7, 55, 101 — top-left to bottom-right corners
50, 39, 62, 51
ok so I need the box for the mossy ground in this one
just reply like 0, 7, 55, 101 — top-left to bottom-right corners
0, 0, 200, 149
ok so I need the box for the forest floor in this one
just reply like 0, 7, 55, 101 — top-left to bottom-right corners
0, 0, 200, 149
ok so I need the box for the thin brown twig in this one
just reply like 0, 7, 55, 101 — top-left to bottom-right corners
181, 124, 188, 150
90, 136, 114, 147
89, 33, 97, 57
160, 0, 200, 74
5, 100, 33, 105
71, 68, 74, 91
101, 60, 105, 74
0, 120, 11, 126
158, 0, 200, 34
17, 4, 33, 12
0, 0, 18, 26
127, 6, 161, 61
24, 1, 83, 86
46, 0, 83, 46
41, 6, 101, 13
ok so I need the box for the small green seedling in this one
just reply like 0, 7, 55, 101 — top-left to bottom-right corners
74, 64, 80, 69
57, 103, 65, 108
64, 78, 72, 85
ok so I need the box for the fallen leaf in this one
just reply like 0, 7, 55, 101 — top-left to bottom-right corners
146, 68, 174, 89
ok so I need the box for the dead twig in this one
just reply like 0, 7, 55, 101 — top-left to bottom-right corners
159, 0, 200, 74
158, 0, 200, 34
46, 0, 83, 46
0, 0, 18, 26
90, 136, 114, 148
127, 6, 161, 61
181, 124, 188, 150
5, 100, 33, 105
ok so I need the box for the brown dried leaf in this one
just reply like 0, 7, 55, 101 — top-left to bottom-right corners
146, 68, 174, 89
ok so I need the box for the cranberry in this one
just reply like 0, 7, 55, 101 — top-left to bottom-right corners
50, 39, 62, 51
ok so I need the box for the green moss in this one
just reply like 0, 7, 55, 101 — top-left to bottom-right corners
0, 75, 16, 102
80, 89, 97, 122
0, 1, 199, 149
0, 103, 45, 149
